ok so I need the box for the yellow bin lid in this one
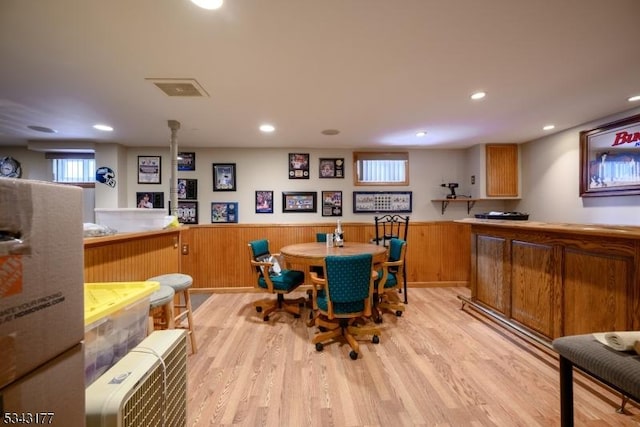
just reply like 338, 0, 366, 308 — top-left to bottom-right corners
84, 281, 160, 326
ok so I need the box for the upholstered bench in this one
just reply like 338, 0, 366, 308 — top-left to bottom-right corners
552, 334, 640, 427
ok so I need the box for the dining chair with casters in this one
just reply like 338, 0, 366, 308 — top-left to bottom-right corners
374, 238, 407, 323
373, 214, 409, 303
248, 239, 306, 321
309, 253, 381, 360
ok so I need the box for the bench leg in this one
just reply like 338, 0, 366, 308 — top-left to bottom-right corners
559, 356, 574, 427
617, 395, 629, 414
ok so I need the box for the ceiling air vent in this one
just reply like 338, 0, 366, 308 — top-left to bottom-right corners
146, 78, 209, 97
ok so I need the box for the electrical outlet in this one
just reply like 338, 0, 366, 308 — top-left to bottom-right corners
471, 175, 475, 185
181, 244, 189, 255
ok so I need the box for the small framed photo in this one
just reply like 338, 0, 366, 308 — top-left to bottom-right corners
213, 163, 237, 191
288, 153, 310, 179
321, 191, 343, 217
255, 190, 274, 213
319, 158, 344, 178
177, 201, 198, 224
282, 191, 317, 213
178, 152, 196, 171
138, 155, 161, 184
211, 202, 238, 223
178, 178, 198, 200
136, 192, 164, 209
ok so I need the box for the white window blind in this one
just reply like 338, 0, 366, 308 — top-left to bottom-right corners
47, 153, 95, 184
354, 152, 409, 185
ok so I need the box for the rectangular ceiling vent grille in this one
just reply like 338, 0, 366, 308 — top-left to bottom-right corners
146, 78, 209, 97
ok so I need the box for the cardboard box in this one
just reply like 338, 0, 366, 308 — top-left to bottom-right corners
0, 178, 84, 389
0, 343, 85, 427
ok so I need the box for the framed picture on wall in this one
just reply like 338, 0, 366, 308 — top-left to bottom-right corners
213, 163, 236, 191
178, 152, 196, 171
288, 153, 309, 179
353, 191, 412, 213
136, 192, 164, 209
211, 202, 238, 223
319, 158, 344, 178
255, 190, 274, 213
178, 178, 198, 200
138, 155, 161, 184
177, 201, 198, 224
579, 113, 640, 197
282, 191, 317, 213
321, 191, 342, 217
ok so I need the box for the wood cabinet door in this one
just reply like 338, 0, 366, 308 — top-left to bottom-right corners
486, 144, 518, 197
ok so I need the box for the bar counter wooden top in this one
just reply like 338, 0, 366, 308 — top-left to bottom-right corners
455, 217, 640, 239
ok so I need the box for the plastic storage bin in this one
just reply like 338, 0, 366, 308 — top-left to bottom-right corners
84, 281, 160, 386
94, 208, 169, 233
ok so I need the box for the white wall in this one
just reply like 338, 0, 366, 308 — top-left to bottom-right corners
118, 147, 507, 223
513, 106, 640, 226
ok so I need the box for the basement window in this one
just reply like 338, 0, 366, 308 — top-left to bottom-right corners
353, 152, 409, 186
47, 153, 95, 187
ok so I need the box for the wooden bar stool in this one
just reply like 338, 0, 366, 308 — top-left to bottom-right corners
148, 285, 175, 333
147, 273, 197, 354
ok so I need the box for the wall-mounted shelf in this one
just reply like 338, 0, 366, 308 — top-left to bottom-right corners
431, 198, 480, 215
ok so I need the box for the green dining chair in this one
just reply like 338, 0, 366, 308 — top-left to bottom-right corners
248, 239, 306, 321
309, 253, 381, 360
374, 238, 407, 322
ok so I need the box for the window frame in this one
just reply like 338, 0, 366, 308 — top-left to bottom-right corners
352, 151, 409, 186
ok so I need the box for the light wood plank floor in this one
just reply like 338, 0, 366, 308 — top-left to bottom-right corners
187, 287, 640, 426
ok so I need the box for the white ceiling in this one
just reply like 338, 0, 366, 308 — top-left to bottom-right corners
1, 0, 639, 150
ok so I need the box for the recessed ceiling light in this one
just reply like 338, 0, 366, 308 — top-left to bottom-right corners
416, 131, 427, 137
470, 91, 486, 100
259, 124, 275, 133
629, 95, 640, 102
321, 129, 340, 136
93, 124, 114, 132
543, 124, 555, 131
27, 125, 57, 133
190, 0, 223, 10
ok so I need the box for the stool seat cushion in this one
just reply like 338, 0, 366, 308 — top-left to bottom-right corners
149, 285, 175, 309
552, 334, 640, 401
147, 273, 193, 292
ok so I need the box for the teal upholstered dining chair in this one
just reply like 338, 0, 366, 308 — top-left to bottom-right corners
374, 238, 407, 322
248, 239, 306, 321
373, 215, 409, 304
309, 253, 381, 360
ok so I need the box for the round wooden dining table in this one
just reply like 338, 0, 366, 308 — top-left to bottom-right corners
280, 241, 387, 270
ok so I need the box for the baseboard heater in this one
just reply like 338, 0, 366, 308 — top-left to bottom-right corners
86, 329, 188, 427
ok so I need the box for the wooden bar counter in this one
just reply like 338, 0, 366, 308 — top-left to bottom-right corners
84, 228, 183, 283
456, 218, 640, 342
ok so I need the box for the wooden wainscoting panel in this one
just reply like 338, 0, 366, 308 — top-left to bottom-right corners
563, 248, 632, 336
510, 240, 555, 338
179, 222, 471, 290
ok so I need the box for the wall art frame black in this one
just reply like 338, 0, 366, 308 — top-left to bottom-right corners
282, 191, 317, 212
353, 191, 412, 213
213, 163, 236, 191
288, 153, 310, 179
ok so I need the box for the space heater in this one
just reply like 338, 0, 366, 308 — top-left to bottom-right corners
85, 329, 188, 427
